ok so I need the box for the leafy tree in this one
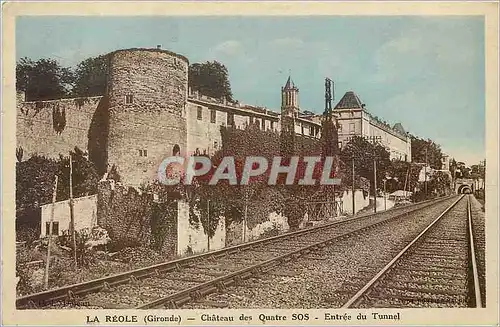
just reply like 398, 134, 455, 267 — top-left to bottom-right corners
16, 58, 74, 101
16, 155, 59, 210
189, 61, 234, 101
16, 147, 99, 211
411, 136, 443, 169
427, 170, 452, 196
72, 55, 108, 97
470, 164, 481, 180
385, 160, 421, 193
454, 162, 471, 179
339, 136, 391, 194
450, 158, 458, 180
57, 147, 100, 199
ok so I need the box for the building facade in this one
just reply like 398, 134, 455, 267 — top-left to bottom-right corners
333, 91, 412, 162
16, 47, 324, 187
16, 47, 412, 186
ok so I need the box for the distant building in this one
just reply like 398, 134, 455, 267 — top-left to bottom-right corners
441, 153, 450, 171
333, 91, 412, 162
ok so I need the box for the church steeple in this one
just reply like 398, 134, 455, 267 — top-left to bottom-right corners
281, 75, 299, 117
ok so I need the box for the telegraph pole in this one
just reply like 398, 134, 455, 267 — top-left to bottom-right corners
69, 153, 77, 268
352, 159, 355, 215
207, 199, 210, 252
44, 175, 58, 290
243, 189, 248, 243
383, 179, 387, 211
373, 158, 377, 213
370, 136, 381, 213
424, 147, 428, 197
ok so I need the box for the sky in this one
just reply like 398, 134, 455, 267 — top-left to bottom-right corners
16, 16, 485, 166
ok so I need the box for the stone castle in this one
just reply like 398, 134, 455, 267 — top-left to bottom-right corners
16, 47, 411, 187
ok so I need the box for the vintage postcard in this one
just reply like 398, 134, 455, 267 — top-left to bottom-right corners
2, 1, 499, 326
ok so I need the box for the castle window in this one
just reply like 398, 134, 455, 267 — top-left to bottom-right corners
126, 95, 133, 104
173, 144, 180, 156
271, 121, 274, 130
214, 141, 218, 150
261, 119, 265, 130
227, 113, 234, 126
197, 106, 202, 120
301, 126, 304, 135
349, 123, 355, 134
139, 149, 148, 157
210, 109, 216, 123
249, 116, 254, 124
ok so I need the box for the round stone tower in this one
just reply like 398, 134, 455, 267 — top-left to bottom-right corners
106, 48, 189, 186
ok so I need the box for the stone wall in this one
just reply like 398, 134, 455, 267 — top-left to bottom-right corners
107, 49, 189, 186
16, 96, 102, 161
340, 189, 370, 215
177, 201, 225, 256
226, 210, 305, 246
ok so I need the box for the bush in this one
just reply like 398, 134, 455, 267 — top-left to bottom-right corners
16, 148, 99, 211
16, 227, 39, 246
106, 238, 141, 252
16, 245, 45, 296
58, 229, 96, 267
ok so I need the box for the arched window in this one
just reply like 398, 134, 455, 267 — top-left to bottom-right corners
173, 144, 180, 156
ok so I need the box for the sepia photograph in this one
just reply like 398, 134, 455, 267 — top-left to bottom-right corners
2, 2, 498, 326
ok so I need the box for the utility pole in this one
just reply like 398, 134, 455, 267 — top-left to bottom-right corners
373, 158, 377, 213
352, 158, 355, 215
383, 179, 387, 211
44, 175, 58, 290
370, 136, 381, 213
332, 185, 336, 217
69, 153, 77, 269
207, 199, 210, 252
243, 189, 248, 243
424, 147, 428, 197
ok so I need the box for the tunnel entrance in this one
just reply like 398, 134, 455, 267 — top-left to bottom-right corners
458, 185, 472, 194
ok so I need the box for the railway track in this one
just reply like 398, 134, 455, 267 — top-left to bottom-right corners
341, 194, 485, 308
17, 196, 453, 310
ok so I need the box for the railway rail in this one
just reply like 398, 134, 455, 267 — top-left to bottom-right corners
17, 196, 453, 309
341, 194, 485, 308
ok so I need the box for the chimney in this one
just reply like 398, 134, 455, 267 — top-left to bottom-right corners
156, 44, 162, 49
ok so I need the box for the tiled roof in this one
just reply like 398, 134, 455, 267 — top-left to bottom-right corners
334, 91, 363, 109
